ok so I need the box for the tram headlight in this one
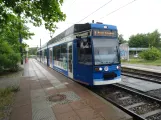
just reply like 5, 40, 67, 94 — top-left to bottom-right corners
117, 65, 120, 69
95, 67, 99, 71
95, 67, 103, 71
99, 67, 103, 71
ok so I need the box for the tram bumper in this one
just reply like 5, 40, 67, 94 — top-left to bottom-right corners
93, 77, 121, 85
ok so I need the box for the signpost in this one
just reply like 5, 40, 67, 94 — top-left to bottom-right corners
120, 43, 129, 61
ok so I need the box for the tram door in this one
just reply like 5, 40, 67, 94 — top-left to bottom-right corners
68, 42, 73, 78
49, 48, 53, 67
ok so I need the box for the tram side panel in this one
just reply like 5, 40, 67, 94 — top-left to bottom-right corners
73, 39, 93, 85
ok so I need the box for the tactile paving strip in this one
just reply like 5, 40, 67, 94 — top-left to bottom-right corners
47, 91, 81, 106
31, 89, 57, 120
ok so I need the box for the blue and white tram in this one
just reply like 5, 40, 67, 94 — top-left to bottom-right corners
37, 23, 121, 85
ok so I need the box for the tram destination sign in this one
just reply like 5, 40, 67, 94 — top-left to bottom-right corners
93, 30, 117, 37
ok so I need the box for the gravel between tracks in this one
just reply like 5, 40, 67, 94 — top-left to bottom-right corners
94, 86, 161, 119
117, 97, 143, 107
146, 112, 161, 120
129, 102, 161, 115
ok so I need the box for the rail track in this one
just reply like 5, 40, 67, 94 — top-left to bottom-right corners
90, 84, 161, 120
121, 67, 161, 84
38, 61, 161, 120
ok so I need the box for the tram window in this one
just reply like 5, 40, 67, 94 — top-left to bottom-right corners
53, 47, 55, 60
44, 49, 47, 57
77, 38, 92, 65
53, 46, 57, 60
53, 44, 67, 62
60, 44, 67, 62
56, 46, 61, 61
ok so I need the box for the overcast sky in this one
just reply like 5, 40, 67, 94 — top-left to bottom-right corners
24, 0, 161, 47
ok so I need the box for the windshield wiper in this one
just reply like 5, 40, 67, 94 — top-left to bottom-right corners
95, 48, 104, 64
109, 46, 119, 64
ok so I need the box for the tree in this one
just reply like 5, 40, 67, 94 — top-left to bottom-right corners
0, 0, 66, 72
29, 47, 37, 55
0, 17, 34, 52
128, 30, 161, 48
0, 16, 34, 72
118, 34, 127, 44
128, 34, 148, 47
139, 47, 161, 60
0, 0, 66, 32
147, 30, 161, 48
0, 40, 20, 72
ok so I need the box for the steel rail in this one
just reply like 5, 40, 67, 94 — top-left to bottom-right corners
113, 84, 161, 104
94, 84, 161, 120
121, 72, 161, 84
121, 67, 161, 84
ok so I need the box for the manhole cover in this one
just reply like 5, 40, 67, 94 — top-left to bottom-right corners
48, 94, 66, 102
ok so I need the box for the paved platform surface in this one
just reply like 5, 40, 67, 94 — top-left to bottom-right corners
120, 76, 161, 92
122, 63, 161, 73
10, 59, 132, 120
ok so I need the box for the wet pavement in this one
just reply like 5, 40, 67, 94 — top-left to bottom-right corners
10, 59, 132, 120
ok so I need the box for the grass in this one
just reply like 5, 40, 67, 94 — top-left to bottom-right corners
121, 58, 161, 66
0, 86, 19, 119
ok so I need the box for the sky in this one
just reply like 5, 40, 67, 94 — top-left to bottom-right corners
24, 0, 161, 48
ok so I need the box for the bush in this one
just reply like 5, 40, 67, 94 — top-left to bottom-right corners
139, 47, 161, 60
0, 40, 21, 72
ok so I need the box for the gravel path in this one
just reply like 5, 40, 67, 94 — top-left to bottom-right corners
0, 65, 24, 89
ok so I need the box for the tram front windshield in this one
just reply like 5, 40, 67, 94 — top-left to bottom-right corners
93, 38, 119, 65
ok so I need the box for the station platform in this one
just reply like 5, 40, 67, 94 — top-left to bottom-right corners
122, 63, 161, 73
120, 76, 161, 92
10, 59, 132, 120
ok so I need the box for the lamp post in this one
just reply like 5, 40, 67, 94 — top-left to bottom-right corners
50, 31, 53, 39
40, 39, 41, 62
47, 31, 53, 66
19, 19, 23, 65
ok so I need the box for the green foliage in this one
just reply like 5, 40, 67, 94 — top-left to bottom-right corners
118, 34, 127, 44
0, 86, 19, 97
128, 30, 161, 48
0, 14, 34, 72
147, 30, 161, 48
0, 86, 19, 119
0, 0, 66, 32
128, 33, 149, 47
7, 53, 21, 71
0, 40, 21, 72
29, 47, 37, 55
139, 47, 161, 60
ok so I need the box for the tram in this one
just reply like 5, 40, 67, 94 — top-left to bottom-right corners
37, 23, 121, 85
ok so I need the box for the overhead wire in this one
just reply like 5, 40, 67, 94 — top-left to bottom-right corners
77, 0, 112, 23
57, 0, 137, 32
69, 0, 77, 7
98, 0, 137, 20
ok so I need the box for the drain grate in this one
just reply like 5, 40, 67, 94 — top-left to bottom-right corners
47, 91, 81, 106
48, 94, 66, 102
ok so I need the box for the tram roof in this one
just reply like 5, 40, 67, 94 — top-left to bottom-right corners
48, 23, 117, 45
